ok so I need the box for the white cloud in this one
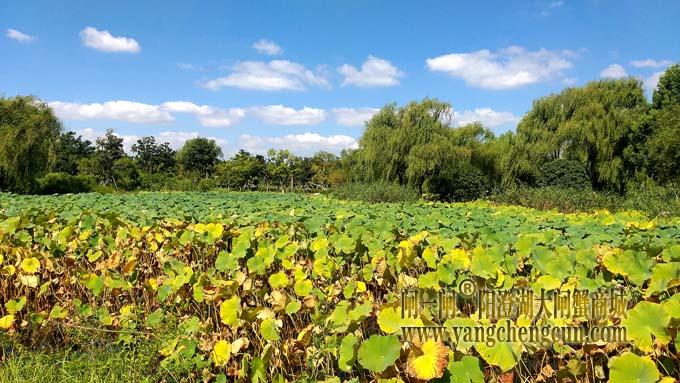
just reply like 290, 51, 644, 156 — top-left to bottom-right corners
253, 39, 283, 55
332, 107, 380, 127
426, 46, 574, 90
338, 56, 403, 87
79, 27, 140, 53
250, 105, 326, 125
630, 59, 672, 68
600, 64, 627, 79
454, 108, 520, 128
548, 1, 564, 8
161, 101, 246, 127
562, 77, 577, 86
201, 60, 330, 91
49, 100, 246, 127
6, 28, 35, 43
239, 133, 357, 155
643, 71, 664, 92
50, 101, 173, 124
177, 63, 204, 71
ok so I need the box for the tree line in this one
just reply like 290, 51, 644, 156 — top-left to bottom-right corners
1, 63, 679, 198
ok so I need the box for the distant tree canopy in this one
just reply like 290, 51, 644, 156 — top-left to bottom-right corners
132, 136, 176, 174
54, 131, 94, 175
501, 78, 648, 192
177, 137, 223, 177
0, 96, 61, 193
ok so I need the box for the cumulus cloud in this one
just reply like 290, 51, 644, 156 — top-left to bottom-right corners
338, 56, 403, 87
250, 105, 326, 125
162, 101, 246, 127
201, 60, 330, 91
426, 46, 574, 90
454, 108, 520, 128
49, 101, 173, 124
332, 108, 380, 127
643, 71, 664, 92
600, 64, 627, 79
239, 133, 357, 155
6, 28, 35, 43
630, 59, 672, 68
79, 27, 140, 53
253, 39, 283, 55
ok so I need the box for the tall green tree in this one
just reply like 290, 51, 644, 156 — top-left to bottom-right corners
131, 136, 176, 173
215, 150, 266, 189
652, 63, 680, 110
502, 78, 648, 191
0, 96, 62, 193
177, 137, 223, 178
54, 131, 95, 175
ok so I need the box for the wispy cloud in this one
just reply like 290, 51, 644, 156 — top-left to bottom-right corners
253, 39, 283, 55
201, 60, 330, 91
239, 133, 357, 155
630, 59, 672, 68
454, 108, 520, 128
332, 108, 380, 127
6, 28, 35, 43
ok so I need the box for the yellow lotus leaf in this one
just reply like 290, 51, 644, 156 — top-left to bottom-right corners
219, 296, 240, 327
0, 315, 14, 330
20, 257, 40, 274
406, 340, 449, 380
212, 340, 231, 366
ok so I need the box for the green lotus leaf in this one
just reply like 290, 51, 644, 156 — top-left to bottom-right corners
358, 335, 401, 373
260, 318, 280, 341
608, 352, 659, 383
448, 355, 484, 383
338, 333, 358, 372
622, 301, 670, 352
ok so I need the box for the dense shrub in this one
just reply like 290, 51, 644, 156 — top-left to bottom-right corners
424, 167, 487, 202
623, 177, 680, 217
197, 178, 218, 192
330, 182, 419, 203
36, 172, 95, 194
537, 159, 590, 189
491, 186, 622, 213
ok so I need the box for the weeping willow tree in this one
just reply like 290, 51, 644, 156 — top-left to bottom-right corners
0, 96, 62, 194
501, 79, 648, 192
354, 98, 494, 193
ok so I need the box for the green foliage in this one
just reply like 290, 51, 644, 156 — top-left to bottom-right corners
112, 157, 141, 191
424, 166, 487, 202
502, 78, 648, 191
215, 150, 266, 189
0, 96, 62, 193
131, 136, 176, 174
197, 178, 218, 192
177, 137, 223, 178
536, 159, 590, 189
645, 104, 680, 183
652, 63, 680, 110
330, 182, 420, 203
36, 172, 95, 194
53, 131, 94, 175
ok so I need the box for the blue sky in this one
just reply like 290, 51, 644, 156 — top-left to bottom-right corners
2, 0, 679, 156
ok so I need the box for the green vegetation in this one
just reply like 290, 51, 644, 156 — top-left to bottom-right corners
0, 192, 678, 382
